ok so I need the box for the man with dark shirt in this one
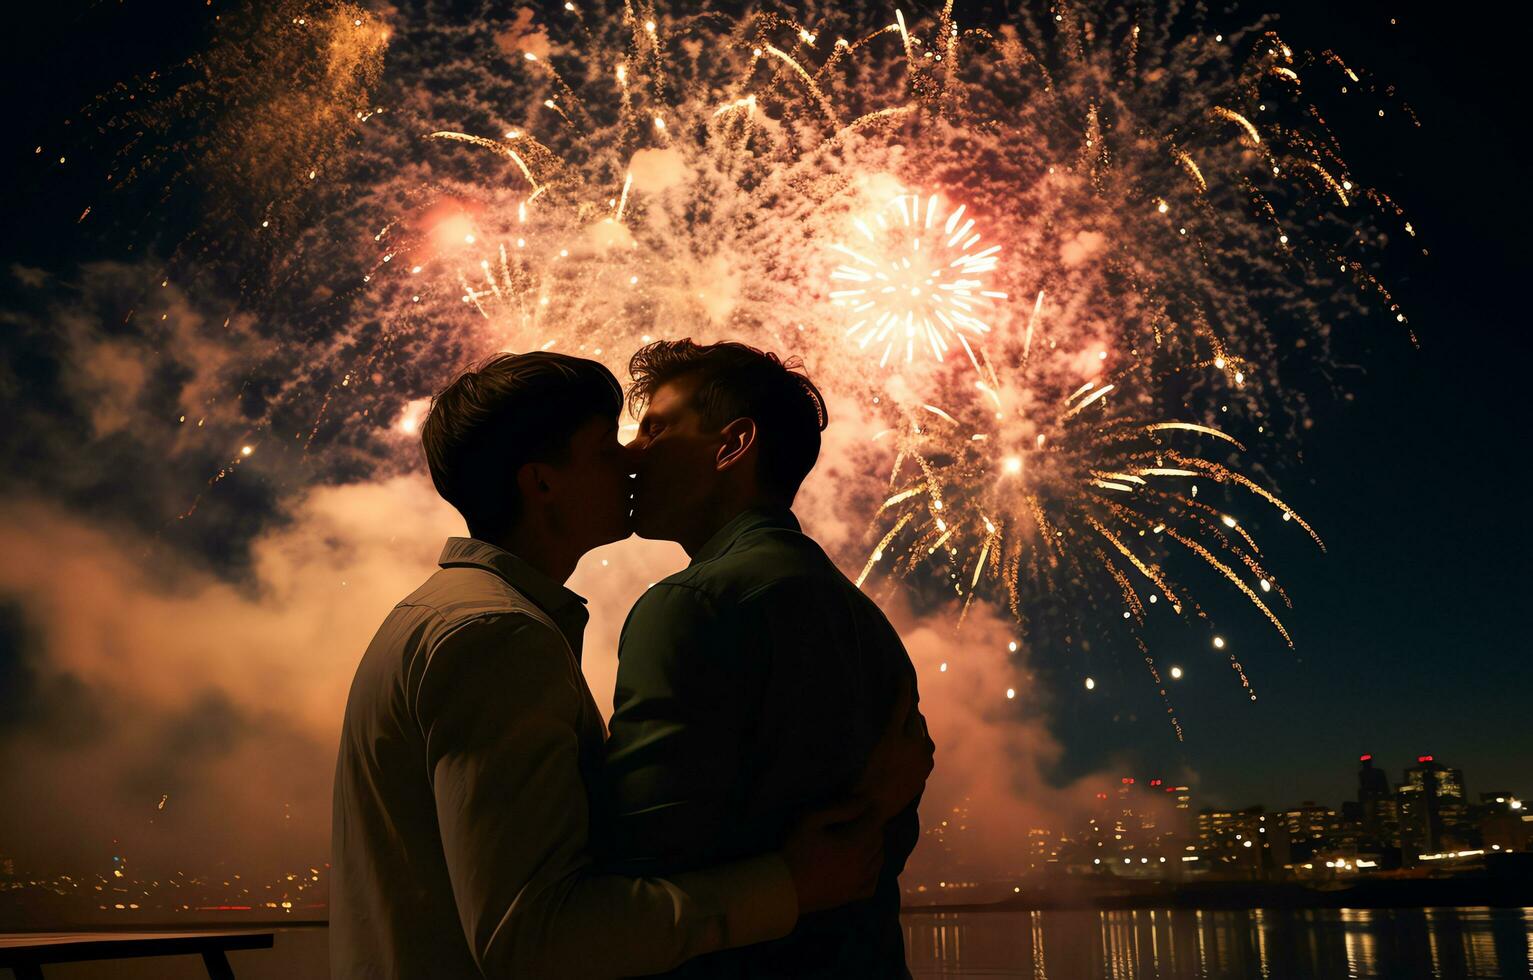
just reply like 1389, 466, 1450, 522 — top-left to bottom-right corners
605, 340, 929, 978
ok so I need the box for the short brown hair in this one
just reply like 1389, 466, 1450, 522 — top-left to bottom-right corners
627, 339, 828, 501
422, 352, 621, 539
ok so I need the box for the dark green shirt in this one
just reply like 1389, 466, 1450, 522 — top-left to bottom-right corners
603, 507, 924, 979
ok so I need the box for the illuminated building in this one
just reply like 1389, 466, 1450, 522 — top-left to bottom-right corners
1270, 802, 1339, 866
1068, 778, 1193, 878
1477, 792, 1531, 853
1195, 806, 1270, 879
1347, 753, 1400, 850
1398, 755, 1469, 860
914, 797, 971, 873
1357, 754, 1390, 803
1161, 781, 1195, 825
1023, 826, 1065, 868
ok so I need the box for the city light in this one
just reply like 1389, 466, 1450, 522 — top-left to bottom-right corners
1418, 849, 1486, 861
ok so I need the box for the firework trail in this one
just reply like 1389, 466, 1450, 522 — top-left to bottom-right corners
54, 0, 1421, 720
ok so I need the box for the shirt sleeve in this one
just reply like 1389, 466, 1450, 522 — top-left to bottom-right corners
415, 612, 796, 979
603, 584, 752, 872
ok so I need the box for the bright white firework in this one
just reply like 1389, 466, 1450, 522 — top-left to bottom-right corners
830, 193, 1006, 370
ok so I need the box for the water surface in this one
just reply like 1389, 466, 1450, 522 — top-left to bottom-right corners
20, 907, 1533, 977
903, 906, 1533, 979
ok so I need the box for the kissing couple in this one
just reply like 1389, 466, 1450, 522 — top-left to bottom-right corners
332, 339, 933, 978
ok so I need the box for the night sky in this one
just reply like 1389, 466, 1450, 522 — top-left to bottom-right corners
3, 0, 1530, 851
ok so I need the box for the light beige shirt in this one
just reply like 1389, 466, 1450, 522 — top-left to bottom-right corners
330, 537, 797, 979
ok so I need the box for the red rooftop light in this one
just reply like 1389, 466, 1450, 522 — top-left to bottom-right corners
1417, 755, 1434, 763
1359, 754, 1372, 762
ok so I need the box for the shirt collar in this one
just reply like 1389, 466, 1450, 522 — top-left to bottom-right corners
438, 537, 591, 657
689, 505, 801, 566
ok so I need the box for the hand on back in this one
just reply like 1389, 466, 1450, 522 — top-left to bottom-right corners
781, 673, 933, 913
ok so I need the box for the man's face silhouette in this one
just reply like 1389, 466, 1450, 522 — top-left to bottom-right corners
539, 413, 634, 550
628, 377, 721, 544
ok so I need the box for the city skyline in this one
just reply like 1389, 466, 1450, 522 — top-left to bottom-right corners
904, 748, 1530, 904
6, 744, 1525, 926
4, 744, 1520, 879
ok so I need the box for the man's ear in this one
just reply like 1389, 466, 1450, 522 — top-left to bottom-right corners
716, 417, 757, 472
515, 461, 554, 504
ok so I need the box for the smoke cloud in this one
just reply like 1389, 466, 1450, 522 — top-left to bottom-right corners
0, 259, 1126, 896
0, 457, 1119, 898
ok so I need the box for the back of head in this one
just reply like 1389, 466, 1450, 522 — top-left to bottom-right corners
421, 351, 622, 539
627, 339, 828, 502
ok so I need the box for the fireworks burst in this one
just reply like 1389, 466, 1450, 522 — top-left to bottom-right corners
830, 192, 1005, 370
855, 355, 1327, 733
50, 0, 1422, 723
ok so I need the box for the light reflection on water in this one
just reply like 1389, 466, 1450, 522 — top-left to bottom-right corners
901, 906, 1533, 979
